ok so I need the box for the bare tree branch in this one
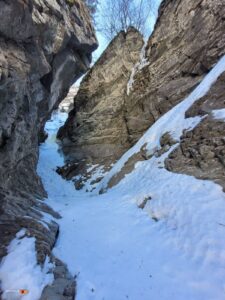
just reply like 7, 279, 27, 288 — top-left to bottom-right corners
98, 0, 152, 41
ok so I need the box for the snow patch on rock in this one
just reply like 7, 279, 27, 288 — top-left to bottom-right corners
212, 108, 225, 121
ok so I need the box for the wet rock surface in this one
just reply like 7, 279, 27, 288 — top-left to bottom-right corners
0, 0, 97, 298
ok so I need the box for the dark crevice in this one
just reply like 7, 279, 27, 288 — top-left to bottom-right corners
40, 71, 53, 92
181, 71, 199, 78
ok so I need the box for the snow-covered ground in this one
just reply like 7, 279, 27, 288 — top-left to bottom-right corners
1, 56, 225, 299
36, 55, 225, 300
0, 230, 53, 300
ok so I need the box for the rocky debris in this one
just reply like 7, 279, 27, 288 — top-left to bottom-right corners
166, 117, 225, 191
57, 27, 144, 185
154, 133, 178, 158
138, 196, 152, 210
165, 72, 225, 191
0, 0, 97, 298
56, 158, 112, 191
160, 133, 177, 148
40, 256, 76, 300
59, 86, 79, 113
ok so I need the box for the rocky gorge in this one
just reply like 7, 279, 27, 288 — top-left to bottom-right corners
0, 0, 225, 299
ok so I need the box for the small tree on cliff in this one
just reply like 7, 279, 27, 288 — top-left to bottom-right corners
98, 0, 152, 40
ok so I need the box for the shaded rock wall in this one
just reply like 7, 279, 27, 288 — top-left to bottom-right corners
0, 0, 97, 298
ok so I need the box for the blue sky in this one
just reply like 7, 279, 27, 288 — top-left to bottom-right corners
75, 0, 162, 86
92, 32, 107, 62
92, 0, 162, 62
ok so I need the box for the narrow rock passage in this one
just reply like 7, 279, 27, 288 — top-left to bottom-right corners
38, 112, 225, 300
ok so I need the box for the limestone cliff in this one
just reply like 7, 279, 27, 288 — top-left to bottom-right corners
126, 0, 225, 144
98, 0, 225, 192
0, 0, 97, 298
57, 28, 143, 182
58, 0, 225, 191
126, 0, 225, 192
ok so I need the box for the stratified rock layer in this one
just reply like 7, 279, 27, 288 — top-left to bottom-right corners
126, 0, 225, 144
59, 28, 144, 164
0, 0, 97, 298
111, 0, 225, 193
59, 0, 225, 190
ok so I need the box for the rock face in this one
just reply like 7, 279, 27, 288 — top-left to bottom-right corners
104, 71, 225, 192
98, 0, 225, 194
165, 72, 225, 191
58, 0, 225, 189
126, 0, 225, 145
58, 28, 144, 168
0, 0, 97, 298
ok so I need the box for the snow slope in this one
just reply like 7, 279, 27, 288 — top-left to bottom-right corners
0, 230, 53, 300
36, 55, 225, 300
